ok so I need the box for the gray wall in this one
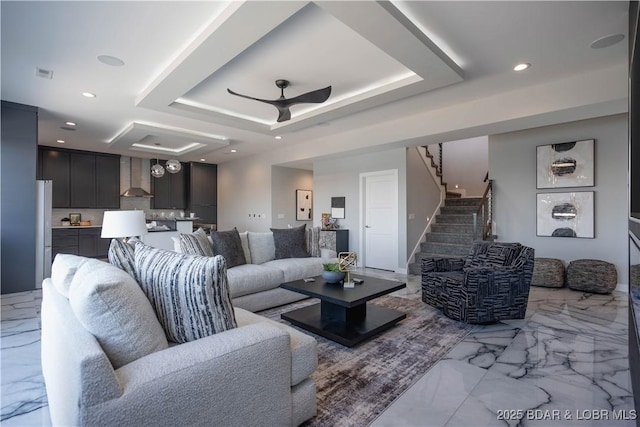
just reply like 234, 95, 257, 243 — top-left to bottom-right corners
314, 148, 407, 271
489, 113, 629, 284
406, 147, 441, 262
271, 166, 313, 229
1, 101, 38, 294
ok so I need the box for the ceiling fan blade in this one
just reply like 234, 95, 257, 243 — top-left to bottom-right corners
284, 86, 332, 106
276, 107, 291, 123
227, 88, 279, 106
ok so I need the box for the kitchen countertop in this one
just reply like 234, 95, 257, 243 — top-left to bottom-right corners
52, 225, 101, 229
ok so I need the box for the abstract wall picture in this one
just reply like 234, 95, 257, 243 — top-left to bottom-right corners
331, 196, 346, 219
536, 139, 594, 188
296, 189, 312, 221
536, 191, 594, 238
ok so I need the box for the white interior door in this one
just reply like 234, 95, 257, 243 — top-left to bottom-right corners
361, 170, 398, 271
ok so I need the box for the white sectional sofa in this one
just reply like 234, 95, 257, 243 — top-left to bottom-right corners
41, 254, 318, 426
175, 228, 336, 312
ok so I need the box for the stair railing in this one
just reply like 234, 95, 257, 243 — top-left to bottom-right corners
472, 178, 493, 241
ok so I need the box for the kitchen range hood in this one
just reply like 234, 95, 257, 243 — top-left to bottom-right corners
122, 157, 153, 198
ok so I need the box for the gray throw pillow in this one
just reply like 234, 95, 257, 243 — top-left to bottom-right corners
134, 244, 237, 343
270, 224, 309, 259
211, 228, 246, 268
108, 238, 136, 279
178, 227, 214, 256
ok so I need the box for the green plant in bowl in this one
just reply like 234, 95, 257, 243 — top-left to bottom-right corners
322, 263, 345, 283
323, 263, 341, 272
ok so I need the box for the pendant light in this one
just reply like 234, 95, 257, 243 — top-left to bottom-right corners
151, 159, 165, 178
166, 159, 182, 174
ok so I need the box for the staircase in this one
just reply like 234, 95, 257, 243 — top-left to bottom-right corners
408, 197, 481, 275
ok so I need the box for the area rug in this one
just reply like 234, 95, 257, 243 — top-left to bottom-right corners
259, 296, 474, 427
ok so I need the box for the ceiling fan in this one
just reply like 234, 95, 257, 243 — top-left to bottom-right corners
227, 79, 331, 123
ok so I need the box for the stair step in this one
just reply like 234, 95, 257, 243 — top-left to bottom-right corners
419, 242, 471, 256
431, 223, 475, 234
440, 205, 477, 215
444, 197, 483, 207
435, 214, 475, 224
424, 232, 474, 244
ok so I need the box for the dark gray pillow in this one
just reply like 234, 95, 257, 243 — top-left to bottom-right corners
211, 228, 246, 268
271, 225, 309, 259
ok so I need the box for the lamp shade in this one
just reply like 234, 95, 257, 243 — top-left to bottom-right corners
101, 210, 148, 239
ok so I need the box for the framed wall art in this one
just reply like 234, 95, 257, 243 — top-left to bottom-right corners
536, 139, 594, 189
331, 196, 345, 219
296, 189, 312, 221
536, 191, 594, 238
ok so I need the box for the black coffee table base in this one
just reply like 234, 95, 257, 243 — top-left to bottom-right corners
281, 302, 406, 347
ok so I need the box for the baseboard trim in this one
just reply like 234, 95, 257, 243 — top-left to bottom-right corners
616, 283, 629, 293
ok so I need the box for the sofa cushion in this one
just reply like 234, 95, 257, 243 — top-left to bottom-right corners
238, 231, 252, 264
178, 228, 214, 256
226, 263, 285, 298
68, 258, 169, 369
306, 226, 321, 258
134, 244, 237, 343
211, 228, 246, 268
107, 238, 136, 279
262, 258, 324, 283
235, 307, 317, 386
247, 232, 276, 265
271, 225, 309, 259
50, 253, 92, 298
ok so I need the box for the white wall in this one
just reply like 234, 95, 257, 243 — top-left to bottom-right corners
406, 147, 442, 261
442, 136, 489, 197
218, 156, 272, 232
314, 148, 407, 271
271, 166, 313, 229
489, 113, 629, 284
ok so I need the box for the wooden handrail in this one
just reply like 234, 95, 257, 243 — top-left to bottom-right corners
475, 179, 492, 216
473, 179, 493, 240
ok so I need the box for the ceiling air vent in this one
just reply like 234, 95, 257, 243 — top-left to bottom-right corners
35, 67, 53, 79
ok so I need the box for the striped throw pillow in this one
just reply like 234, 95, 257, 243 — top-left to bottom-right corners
108, 238, 136, 279
178, 228, 214, 256
134, 243, 236, 343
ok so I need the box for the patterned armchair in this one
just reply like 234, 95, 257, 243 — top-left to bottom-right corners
421, 241, 535, 324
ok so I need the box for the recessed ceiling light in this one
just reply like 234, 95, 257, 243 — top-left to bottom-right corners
590, 34, 625, 49
200, 158, 206, 162
230, 149, 237, 153
275, 136, 282, 140
65, 121, 76, 126
82, 92, 96, 98
513, 63, 530, 72
57, 139, 65, 143
97, 55, 125, 66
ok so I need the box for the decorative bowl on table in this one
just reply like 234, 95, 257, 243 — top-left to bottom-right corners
322, 271, 345, 283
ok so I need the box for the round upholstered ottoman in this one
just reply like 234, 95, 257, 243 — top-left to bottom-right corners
531, 258, 565, 288
567, 259, 617, 294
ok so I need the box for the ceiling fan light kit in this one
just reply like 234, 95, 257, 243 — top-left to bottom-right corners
227, 79, 332, 123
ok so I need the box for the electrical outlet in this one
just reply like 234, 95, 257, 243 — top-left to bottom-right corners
277, 213, 285, 219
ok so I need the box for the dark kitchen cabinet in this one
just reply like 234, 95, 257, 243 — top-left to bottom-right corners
188, 162, 217, 224
70, 153, 96, 208
96, 155, 121, 208
151, 161, 187, 209
38, 147, 120, 209
52, 228, 79, 259
40, 148, 70, 208
53, 227, 109, 260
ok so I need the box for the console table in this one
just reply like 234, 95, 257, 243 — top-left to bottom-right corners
319, 229, 349, 253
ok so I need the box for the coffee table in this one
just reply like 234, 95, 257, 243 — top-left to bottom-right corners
279, 275, 406, 347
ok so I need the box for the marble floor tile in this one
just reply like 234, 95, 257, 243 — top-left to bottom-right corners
371, 359, 488, 427
0, 276, 635, 427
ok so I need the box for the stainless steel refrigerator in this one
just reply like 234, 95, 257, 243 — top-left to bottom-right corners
36, 180, 52, 289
